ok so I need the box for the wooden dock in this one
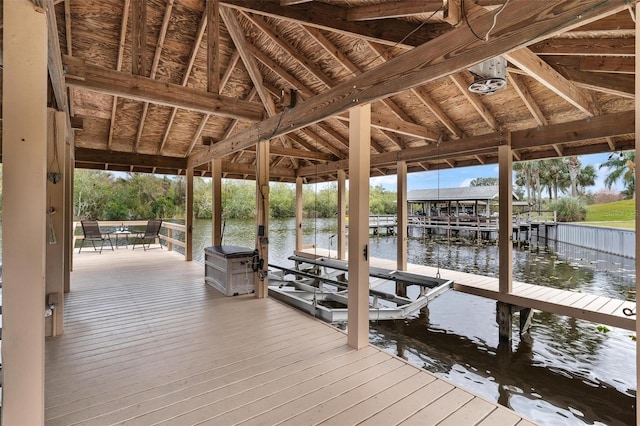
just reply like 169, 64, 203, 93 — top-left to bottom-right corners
298, 248, 636, 332
45, 249, 533, 425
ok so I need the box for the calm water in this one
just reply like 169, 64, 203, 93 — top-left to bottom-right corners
189, 218, 636, 425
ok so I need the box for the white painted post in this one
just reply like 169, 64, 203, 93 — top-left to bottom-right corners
2, 0, 47, 422
255, 140, 270, 298
337, 169, 347, 260
212, 158, 223, 246
347, 104, 371, 350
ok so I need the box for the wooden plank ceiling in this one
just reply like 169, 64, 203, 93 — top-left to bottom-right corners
31, 0, 638, 182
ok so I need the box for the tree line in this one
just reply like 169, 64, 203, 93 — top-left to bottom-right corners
73, 169, 397, 221
71, 152, 633, 222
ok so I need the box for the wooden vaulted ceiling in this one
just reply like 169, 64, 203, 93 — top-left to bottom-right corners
38, 0, 638, 182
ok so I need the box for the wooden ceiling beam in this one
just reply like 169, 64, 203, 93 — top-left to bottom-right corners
529, 38, 634, 56
223, 161, 296, 179
511, 110, 634, 150
544, 62, 635, 99
242, 144, 337, 161
347, 1, 443, 21
335, 112, 439, 141
220, 0, 449, 47
220, 6, 274, 115
412, 86, 464, 138
280, 0, 312, 6
75, 147, 188, 169
246, 13, 398, 154
189, 0, 628, 167
159, 10, 208, 154
366, 41, 463, 141
220, 6, 298, 168
506, 48, 598, 117
242, 12, 334, 88
579, 56, 634, 74
33, 0, 72, 131
295, 110, 634, 176
64, 56, 265, 122
207, 0, 221, 94
107, 0, 130, 150
449, 73, 499, 131
134, 0, 175, 153
131, 0, 147, 76
299, 127, 347, 159
507, 73, 547, 127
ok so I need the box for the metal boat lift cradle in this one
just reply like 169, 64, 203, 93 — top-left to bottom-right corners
268, 256, 453, 322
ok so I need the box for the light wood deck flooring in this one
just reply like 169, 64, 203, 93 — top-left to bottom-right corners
45, 249, 532, 425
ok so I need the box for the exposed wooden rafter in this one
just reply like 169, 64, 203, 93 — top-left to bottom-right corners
189, 0, 628, 168
63, 56, 265, 122
220, 0, 450, 47
347, 1, 443, 21
449, 72, 500, 132
159, 9, 208, 154
505, 47, 598, 117
295, 111, 634, 177
107, 0, 131, 151
134, 0, 175, 153
131, 0, 147, 76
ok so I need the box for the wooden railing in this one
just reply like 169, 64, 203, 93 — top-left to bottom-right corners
73, 220, 187, 254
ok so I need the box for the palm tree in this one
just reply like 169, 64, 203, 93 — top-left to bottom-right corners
567, 156, 580, 197
600, 151, 635, 199
576, 164, 597, 195
538, 158, 567, 200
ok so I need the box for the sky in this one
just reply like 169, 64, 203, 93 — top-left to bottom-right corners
368, 152, 623, 194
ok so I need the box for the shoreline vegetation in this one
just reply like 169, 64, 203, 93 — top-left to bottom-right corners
70, 170, 635, 229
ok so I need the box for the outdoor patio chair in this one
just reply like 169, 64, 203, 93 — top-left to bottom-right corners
132, 219, 163, 251
79, 220, 114, 254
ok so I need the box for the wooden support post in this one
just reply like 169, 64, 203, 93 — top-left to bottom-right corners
347, 104, 370, 350
396, 161, 408, 297
519, 307, 534, 335
211, 158, 223, 246
167, 229, 173, 251
337, 169, 346, 260
635, 6, 639, 423
497, 133, 513, 343
185, 167, 194, 261
496, 302, 512, 343
397, 160, 407, 271
498, 135, 513, 293
64, 134, 74, 290
255, 140, 270, 298
46, 110, 67, 337
295, 176, 303, 252
2, 0, 47, 422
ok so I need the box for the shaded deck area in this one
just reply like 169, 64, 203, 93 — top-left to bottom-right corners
45, 249, 532, 425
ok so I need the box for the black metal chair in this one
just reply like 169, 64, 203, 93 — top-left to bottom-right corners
79, 220, 114, 253
132, 219, 163, 251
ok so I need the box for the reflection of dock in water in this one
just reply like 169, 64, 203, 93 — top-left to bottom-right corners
375, 308, 635, 426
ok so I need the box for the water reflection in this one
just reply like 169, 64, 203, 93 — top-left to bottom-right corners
192, 218, 636, 425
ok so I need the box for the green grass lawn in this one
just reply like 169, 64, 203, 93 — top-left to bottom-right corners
583, 199, 635, 229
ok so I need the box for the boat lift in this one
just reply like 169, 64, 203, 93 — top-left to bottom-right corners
268, 256, 453, 323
